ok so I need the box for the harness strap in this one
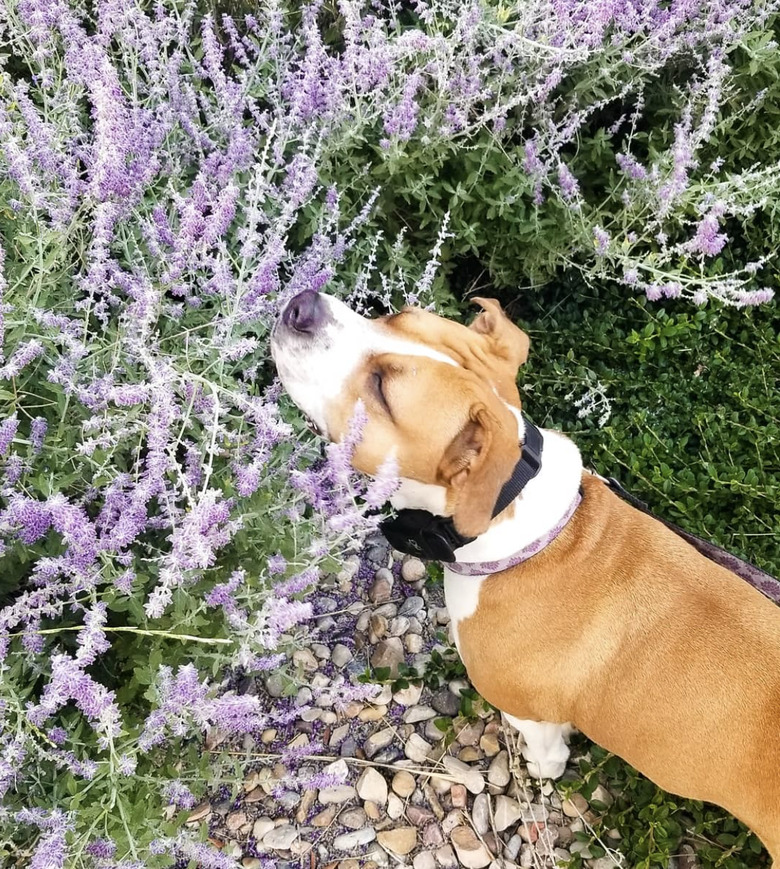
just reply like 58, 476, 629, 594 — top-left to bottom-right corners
606, 477, 780, 606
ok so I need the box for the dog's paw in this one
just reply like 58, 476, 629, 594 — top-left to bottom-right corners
524, 752, 568, 780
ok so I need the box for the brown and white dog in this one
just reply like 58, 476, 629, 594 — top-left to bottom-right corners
271, 290, 780, 864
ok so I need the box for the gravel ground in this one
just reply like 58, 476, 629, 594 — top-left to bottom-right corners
191, 534, 629, 869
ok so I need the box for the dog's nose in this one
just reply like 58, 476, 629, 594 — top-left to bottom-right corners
281, 290, 325, 334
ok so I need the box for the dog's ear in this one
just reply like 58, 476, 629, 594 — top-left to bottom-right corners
438, 403, 520, 537
470, 297, 530, 371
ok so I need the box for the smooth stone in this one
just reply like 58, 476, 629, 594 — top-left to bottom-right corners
471, 793, 490, 835
456, 720, 484, 746
311, 805, 337, 827
356, 767, 388, 805
391, 770, 416, 798
494, 796, 523, 832
422, 822, 444, 847
398, 594, 425, 616
401, 558, 426, 583
377, 827, 417, 856
434, 844, 458, 868
295, 789, 317, 824
404, 705, 436, 724
369, 576, 393, 604
413, 852, 436, 869
443, 756, 484, 794
431, 689, 459, 717
334, 828, 377, 850
487, 751, 510, 787
450, 826, 492, 869
393, 683, 423, 706
562, 792, 589, 818
479, 732, 500, 757
388, 616, 411, 636
370, 638, 405, 676
330, 724, 350, 747
262, 824, 298, 850
364, 727, 394, 759
386, 792, 405, 820
252, 817, 274, 840
339, 807, 367, 829
405, 633, 423, 653
226, 810, 247, 832
407, 805, 434, 826
332, 644, 353, 667
319, 785, 356, 804
450, 784, 467, 807
404, 733, 432, 763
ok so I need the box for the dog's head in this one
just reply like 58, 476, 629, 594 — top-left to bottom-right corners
270, 291, 529, 536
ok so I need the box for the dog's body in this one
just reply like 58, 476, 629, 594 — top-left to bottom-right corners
271, 290, 780, 863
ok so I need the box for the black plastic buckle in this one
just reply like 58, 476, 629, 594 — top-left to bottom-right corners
380, 510, 475, 563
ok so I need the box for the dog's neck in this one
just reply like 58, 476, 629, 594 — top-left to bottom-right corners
390, 408, 583, 566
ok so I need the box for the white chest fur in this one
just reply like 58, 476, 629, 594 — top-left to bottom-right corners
443, 427, 583, 650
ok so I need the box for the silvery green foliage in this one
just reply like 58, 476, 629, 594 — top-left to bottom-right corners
0, 0, 775, 863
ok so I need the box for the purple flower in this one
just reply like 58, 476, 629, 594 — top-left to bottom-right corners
16, 808, 71, 869
616, 153, 647, 181
30, 417, 47, 453
0, 413, 19, 455
557, 163, 579, 200
593, 227, 610, 255
164, 779, 197, 810
383, 73, 422, 141
687, 212, 728, 257
0, 339, 44, 379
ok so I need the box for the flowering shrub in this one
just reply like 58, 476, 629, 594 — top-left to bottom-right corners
0, 0, 777, 864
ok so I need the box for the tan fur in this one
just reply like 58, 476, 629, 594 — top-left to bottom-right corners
458, 473, 780, 860
281, 295, 780, 863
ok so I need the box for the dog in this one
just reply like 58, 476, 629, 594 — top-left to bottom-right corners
271, 290, 780, 864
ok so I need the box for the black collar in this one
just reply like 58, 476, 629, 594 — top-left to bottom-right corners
380, 415, 544, 562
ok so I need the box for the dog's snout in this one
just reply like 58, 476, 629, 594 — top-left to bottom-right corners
281, 290, 325, 334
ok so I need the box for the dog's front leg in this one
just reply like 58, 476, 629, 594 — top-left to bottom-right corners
503, 714, 573, 779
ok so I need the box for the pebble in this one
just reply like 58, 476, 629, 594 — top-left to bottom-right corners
487, 751, 510, 787
377, 827, 417, 856
422, 823, 444, 847
450, 826, 492, 869
413, 852, 436, 869
262, 824, 298, 850
319, 785, 357, 804
451, 784, 467, 807
431, 689, 459, 716
443, 756, 485, 794
226, 811, 247, 833
562, 792, 590, 818
401, 558, 426, 583
391, 770, 416, 798
356, 767, 388, 805
252, 818, 274, 841
334, 828, 377, 850
404, 733, 432, 763
339, 807, 367, 829
456, 720, 484, 746
493, 796, 522, 832
331, 644, 353, 667
406, 805, 434, 826
364, 727, 394, 759
471, 793, 490, 835
393, 683, 423, 706
311, 805, 337, 827
403, 704, 436, 724
387, 793, 405, 820
404, 633, 424, 653
370, 638, 405, 676
434, 844, 459, 868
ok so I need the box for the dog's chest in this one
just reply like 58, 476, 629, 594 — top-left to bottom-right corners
444, 571, 487, 654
